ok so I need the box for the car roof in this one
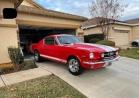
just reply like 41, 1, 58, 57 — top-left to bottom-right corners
46, 34, 73, 38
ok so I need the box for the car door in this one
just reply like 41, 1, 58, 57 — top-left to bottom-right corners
43, 36, 59, 59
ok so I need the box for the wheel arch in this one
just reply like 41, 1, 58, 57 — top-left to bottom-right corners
34, 49, 39, 53
67, 55, 82, 63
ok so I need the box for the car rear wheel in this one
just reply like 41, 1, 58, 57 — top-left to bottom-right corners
34, 51, 42, 62
68, 57, 83, 76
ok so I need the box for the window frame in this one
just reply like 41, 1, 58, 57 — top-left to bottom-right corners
44, 37, 58, 45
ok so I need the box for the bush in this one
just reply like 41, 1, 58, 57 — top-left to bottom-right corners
96, 40, 115, 47
84, 34, 104, 43
20, 60, 37, 70
8, 47, 24, 71
0, 60, 37, 75
89, 38, 101, 43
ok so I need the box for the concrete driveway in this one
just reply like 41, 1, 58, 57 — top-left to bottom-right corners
37, 57, 139, 98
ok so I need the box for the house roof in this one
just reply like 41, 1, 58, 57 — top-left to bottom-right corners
82, 17, 99, 27
82, 17, 125, 27
25, 0, 46, 9
9, 0, 23, 8
82, 17, 132, 29
18, 5, 88, 21
125, 18, 139, 24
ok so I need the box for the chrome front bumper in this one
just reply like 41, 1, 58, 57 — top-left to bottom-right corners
83, 56, 120, 65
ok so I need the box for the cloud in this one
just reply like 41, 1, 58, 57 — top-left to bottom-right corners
34, 0, 92, 18
121, 0, 139, 20
34, 0, 139, 20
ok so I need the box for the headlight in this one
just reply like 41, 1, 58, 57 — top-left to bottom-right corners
116, 51, 119, 55
101, 53, 104, 58
89, 53, 94, 59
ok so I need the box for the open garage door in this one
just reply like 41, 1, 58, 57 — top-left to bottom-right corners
19, 25, 76, 55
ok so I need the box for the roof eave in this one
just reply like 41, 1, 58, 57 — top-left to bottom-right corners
13, 0, 24, 8
82, 22, 137, 30
18, 5, 88, 21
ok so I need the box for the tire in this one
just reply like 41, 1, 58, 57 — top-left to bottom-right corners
67, 57, 84, 76
34, 50, 42, 62
132, 42, 138, 47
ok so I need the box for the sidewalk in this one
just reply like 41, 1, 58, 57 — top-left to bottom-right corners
0, 68, 52, 87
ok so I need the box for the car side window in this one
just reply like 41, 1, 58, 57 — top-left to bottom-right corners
45, 37, 55, 45
44, 37, 58, 45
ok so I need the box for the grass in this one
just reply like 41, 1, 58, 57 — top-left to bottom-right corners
120, 48, 139, 60
0, 75, 86, 98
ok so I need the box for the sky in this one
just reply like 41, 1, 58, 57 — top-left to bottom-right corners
34, 0, 139, 20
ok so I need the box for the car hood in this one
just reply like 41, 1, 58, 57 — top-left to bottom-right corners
65, 43, 117, 53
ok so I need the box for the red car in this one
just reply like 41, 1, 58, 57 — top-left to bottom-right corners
31, 34, 119, 75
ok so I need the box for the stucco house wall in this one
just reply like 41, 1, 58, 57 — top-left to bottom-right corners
83, 27, 102, 35
132, 26, 139, 40
0, 1, 18, 64
17, 12, 82, 29
109, 24, 132, 47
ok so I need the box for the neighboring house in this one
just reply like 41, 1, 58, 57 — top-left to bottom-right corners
82, 17, 139, 48
0, 0, 87, 64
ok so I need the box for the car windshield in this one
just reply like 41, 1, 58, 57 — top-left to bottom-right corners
57, 35, 81, 44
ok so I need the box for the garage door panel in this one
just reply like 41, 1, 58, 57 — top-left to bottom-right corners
112, 32, 129, 46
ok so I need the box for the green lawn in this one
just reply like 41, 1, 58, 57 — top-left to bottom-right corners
0, 75, 86, 98
120, 48, 139, 60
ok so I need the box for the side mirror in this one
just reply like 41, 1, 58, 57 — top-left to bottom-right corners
3, 8, 17, 19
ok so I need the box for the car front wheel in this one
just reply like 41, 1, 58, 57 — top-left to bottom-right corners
68, 57, 83, 76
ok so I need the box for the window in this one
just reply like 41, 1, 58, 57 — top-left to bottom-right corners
115, 29, 129, 33
57, 35, 81, 44
45, 37, 55, 45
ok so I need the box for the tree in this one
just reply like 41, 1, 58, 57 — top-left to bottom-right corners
89, 0, 127, 40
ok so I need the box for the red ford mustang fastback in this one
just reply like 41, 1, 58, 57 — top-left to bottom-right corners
31, 34, 119, 75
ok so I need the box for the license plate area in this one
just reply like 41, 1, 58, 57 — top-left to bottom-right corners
103, 61, 112, 67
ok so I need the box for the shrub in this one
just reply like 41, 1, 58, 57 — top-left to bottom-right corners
89, 38, 101, 43
96, 40, 115, 47
8, 47, 24, 71
84, 34, 104, 43
20, 60, 37, 70
0, 60, 37, 75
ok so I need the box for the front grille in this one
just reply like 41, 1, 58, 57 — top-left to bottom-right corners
103, 51, 116, 59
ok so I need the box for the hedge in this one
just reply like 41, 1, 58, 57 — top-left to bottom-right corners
84, 34, 104, 43
96, 40, 115, 47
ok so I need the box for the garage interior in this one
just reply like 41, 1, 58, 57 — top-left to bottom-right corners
19, 25, 76, 56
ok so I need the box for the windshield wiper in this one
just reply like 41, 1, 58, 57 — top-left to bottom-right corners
63, 43, 71, 44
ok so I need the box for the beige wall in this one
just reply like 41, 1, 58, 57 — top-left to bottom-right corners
17, 12, 83, 29
83, 27, 102, 35
0, 1, 18, 64
132, 26, 139, 40
109, 24, 131, 48
0, 27, 18, 64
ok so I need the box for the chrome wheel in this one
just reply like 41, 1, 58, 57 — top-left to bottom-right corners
34, 51, 39, 62
69, 59, 79, 73
68, 57, 83, 76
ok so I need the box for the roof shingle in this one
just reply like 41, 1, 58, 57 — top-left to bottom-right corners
125, 18, 139, 24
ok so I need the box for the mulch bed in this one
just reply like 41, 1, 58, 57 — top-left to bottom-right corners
0, 60, 38, 75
